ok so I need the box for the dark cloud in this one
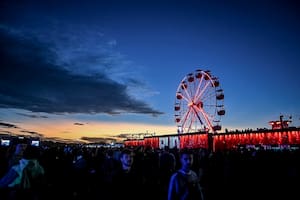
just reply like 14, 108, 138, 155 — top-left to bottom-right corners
80, 136, 117, 143
17, 113, 48, 118
43, 136, 84, 144
74, 123, 84, 126
116, 133, 137, 139
0, 130, 14, 135
20, 130, 43, 137
0, 27, 163, 116
0, 122, 18, 128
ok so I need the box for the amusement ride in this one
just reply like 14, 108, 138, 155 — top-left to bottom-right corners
174, 69, 225, 134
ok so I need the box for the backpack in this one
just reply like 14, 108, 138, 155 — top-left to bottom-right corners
19, 160, 45, 190
7, 160, 45, 200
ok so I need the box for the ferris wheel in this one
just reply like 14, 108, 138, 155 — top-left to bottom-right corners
174, 69, 225, 134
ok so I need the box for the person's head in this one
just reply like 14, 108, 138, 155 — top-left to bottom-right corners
120, 149, 133, 171
106, 149, 113, 158
23, 145, 40, 160
14, 143, 28, 155
179, 148, 194, 172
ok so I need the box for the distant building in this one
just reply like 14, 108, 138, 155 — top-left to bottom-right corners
269, 115, 292, 130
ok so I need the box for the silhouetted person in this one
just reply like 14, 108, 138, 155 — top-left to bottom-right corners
168, 148, 204, 200
110, 148, 144, 200
159, 148, 176, 200
70, 149, 88, 199
0, 145, 45, 200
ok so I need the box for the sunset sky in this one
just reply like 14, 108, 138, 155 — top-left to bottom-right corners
1, 0, 300, 143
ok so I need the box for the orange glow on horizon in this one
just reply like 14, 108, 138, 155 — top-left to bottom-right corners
14, 120, 177, 141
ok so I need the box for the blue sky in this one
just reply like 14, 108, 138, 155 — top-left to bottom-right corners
0, 0, 299, 143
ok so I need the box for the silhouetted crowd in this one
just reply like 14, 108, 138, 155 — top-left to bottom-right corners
1, 143, 299, 200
